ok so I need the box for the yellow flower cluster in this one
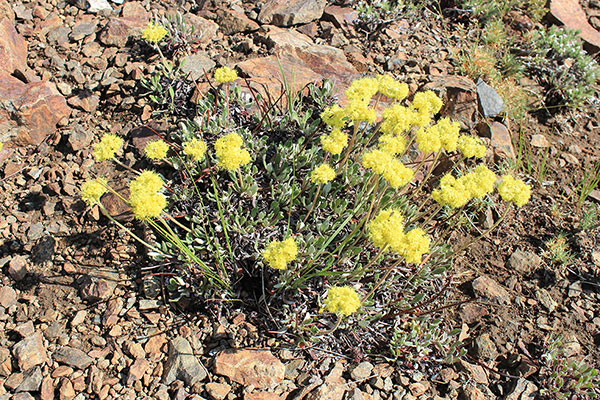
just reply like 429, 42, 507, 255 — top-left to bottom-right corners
411, 90, 443, 116
457, 135, 487, 158
141, 22, 168, 44
129, 171, 166, 220
0, 142, 3, 152
380, 105, 418, 135
416, 117, 460, 154
183, 138, 207, 162
323, 286, 361, 316
320, 128, 348, 155
362, 150, 414, 189
378, 133, 407, 155
497, 175, 531, 207
343, 77, 378, 123
368, 209, 430, 263
311, 163, 336, 184
214, 66, 238, 83
144, 139, 169, 160
94, 134, 124, 161
215, 132, 251, 171
81, 178, 107, 206
377, 74, 409, 100
263, 237, 298, 270
432, 165, 497, 208
320, 104, 346, 128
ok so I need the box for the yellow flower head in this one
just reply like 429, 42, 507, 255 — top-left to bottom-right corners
0, 142, 3, 152
215, 132, 251, 171
410, 90, 443, 115
343, 99, 377, 123
94, 134, 124, 161
392, 228, 430, 264
142, 22, 168, 44
416, 127, 442, 154
214, 66, 238, 83
380, 105, 415, 135
362, 149, 393, 175
463, 165, 497, 198
434, 118, 460, 152
311, 163, 336, 184
130, 170, 164, 194
345, 77, 379, 104
144, 139, 169, 160
320, 129, 348, 155
458, 135, 487, 158
497, 175, 531, 207
263, 237, 298, 270
321, 104, 346, 128
383, 160, 414, 189
368, 208, 404, 250
377, 75, 409, 100
378, 133, 407, 156
183, 138, 207, 162
432, 174, 472, 208
81, 178, 108, 206
129, 191, 167, 220
323, 286, 361, 316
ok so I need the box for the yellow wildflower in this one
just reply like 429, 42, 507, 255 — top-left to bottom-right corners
458, 135, 487, 158
377, 75, 409, 100
323, 286, 361, 316
380, 105, 414, 135
144, 139, 169, 160
463, 165, 497, 198
383, 160, 414, 189
321, 129, 348, 155
214, 66, 238, 83
0, 142, 3, 152
142, 22, 168, 44
311, 163, 336, 184
368, 208, 404, 250
81, 178, 107, 206
434, 118, 460, 152
320, 104, 346, 128
129, 191, 167, 220
416, 127, 442, 154
378, 134, 407, 155
343, 99, 377, 123
130, 170, 164, 194
94, 134, 124, 161
345, 77, 379, 103
410, 90, 443, 115
497, 175, 531, 207
215, 132, 251, 171
392, 228, 430, 264
362, 149, 393, 175
432, 174, 472, 208
263, 237, 298, 270
183, 138, 207, 162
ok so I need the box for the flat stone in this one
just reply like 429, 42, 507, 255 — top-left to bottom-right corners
16, 366, 42, 392
508, 249, 541, 274
476, 78, 504, 118
180, 53, 216, 81
145, 332, 167, 356
259, 25, 313, 50
59, 378, 75, 400
214, 349, 284, 388
459, 360, 488, 385
183, 13, 219, 44
216, 9, 259, 35
99, 12, 148, 47
0, 18, 28, 76
474, 333, 498, 361
87, 0, 112, 13
505, 378, 538, 400
488, 122, 516, 159
472, 275, 512, 305
15, 321, 35, 337
0, 73, 71, 146
550, 0, 600, 49
70, 22, 98, 41
13, 333, 48, 371
77, 270, 118, 302
423, 75, 477, 129
530, 134, 549, 148
205, 382, 231, 400
8, 255, 28, 281
258, 0, 327, 27
536, 288, 558, 312
13, 4, 33, 20
53, 346, 94, 370
126, 359, 149, 384
40, 376, 54, 400
322, 5, 358, 31
67, 125, 94, 151
350, 361, 373, 381
245, 392, 287, 400
0, 285, 17, 308
162, 337, 207, 386
68, 91, 100, 112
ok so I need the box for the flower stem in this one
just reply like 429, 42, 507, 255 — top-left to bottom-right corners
303, 185, 321, 224
455, 205, 511, 254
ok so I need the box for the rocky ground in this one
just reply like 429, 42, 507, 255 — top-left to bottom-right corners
0, 0, 599, 399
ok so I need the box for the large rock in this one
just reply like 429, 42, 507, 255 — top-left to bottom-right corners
422, 75, 477, 129
183, 13, 218, 44
53, 346, 94, 370
0, 18, 28, 77
258, 0, 327, 27
236, 43, 359, 104
486, 122, 515, 160
180, 53, 216, 81
476, 78, 504, 118
99, 3, 149, 47
216, 8, 259, 35
162, 337, 206, 386
214, 349, 284, 388
0, 73, 71, 146
550, 0, 600, 49
12, 333, 48, 371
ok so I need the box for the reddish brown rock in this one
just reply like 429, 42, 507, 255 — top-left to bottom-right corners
205, 382, 232, 400
245, 392, 287, 400
126, 359, 149, 384
259, 25, 313, 50
486, 122, 516, 160
8, 255, 28, 281
422, 75, 477, 129
322, 5, 358, 32
214, 349, 285, 388
258, 0, 327, 27
0, 0, 15, 23
0, 18, 28, 76
216, 9, 259, 35
40, 376, 55, 400
99, 5, 149, 47
12, 332, 48, 371
184, 13, 219, 44
472, 275, 512, 306
0, 73, 71, 146
550, 0, 600, 49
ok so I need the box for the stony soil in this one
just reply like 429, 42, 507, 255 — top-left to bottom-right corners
0, 0, 599, 399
